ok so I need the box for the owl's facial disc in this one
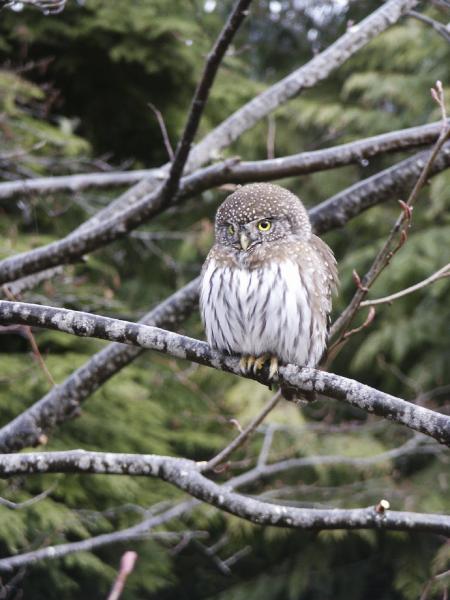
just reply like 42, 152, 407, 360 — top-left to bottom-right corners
223, 218, 278, 252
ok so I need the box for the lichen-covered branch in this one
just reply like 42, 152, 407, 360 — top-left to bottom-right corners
0, 121, 443, 201
0, 1, 427, 287
0, 279, 200, 452
184, 0, 420, 171
0, 450, 447, 559
2, 141, 449, 450
0, 435, 441, 570
0, 300, 448, 445
309, 141, 450, 234
0, 134, 449, 287
70, 0, 418, 234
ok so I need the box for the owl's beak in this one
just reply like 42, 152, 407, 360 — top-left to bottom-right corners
239, 232, 250, 251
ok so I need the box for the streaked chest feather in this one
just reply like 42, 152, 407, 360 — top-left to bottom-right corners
200, 259, 329, 367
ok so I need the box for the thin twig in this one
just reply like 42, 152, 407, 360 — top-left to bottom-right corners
408, 10, 450, 43
330, 82, 450, 344
159, 0, 253, 204
266, 115, 276, 159
23, 326, 56, 387
327, 307, 376, 361
360, 263, 450, 307
420, 568, 450, 600
2, 287, 55, 387
257, 423, 275, 468
106, 551, 138, 600
148, 103, 174, 161
0, 141, 46, 162
201, 391, 282, 472
191, 539, 232, 576
0, 484, 56, 510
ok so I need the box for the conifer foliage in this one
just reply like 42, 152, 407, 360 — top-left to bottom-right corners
0, 1, 449, 598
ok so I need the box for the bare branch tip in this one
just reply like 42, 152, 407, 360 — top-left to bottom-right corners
352, 269, 369, 292
375, 499, 391, 514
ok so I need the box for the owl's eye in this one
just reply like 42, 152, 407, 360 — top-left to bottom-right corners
257, 219, 272, 232
227, 224, 235, 235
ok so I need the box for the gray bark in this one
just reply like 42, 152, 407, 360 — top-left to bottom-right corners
0, 300, 448, 446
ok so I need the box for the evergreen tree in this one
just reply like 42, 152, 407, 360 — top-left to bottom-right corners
0, 2, 448, 598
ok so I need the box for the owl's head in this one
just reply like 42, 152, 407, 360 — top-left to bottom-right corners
214, 183, 311, 252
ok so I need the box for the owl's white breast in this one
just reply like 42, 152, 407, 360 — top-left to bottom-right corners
200, 258, 327, 367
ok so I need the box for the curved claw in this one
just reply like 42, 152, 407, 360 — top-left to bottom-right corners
240, 355, 257, 374
268, 356, 279, 380
240, 354, 279, 380
253, 353, 269, 374
239, 356, 248, 373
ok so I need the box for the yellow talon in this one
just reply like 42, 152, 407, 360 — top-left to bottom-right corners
253, 354, 266, 373
240, 355, 257, 373
269, 356, 279, 380
246, 356, 256, 371
240, 354, 279, 379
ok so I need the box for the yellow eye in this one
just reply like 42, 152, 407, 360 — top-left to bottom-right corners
227, 224, 235, 235
257, 219, 271, 232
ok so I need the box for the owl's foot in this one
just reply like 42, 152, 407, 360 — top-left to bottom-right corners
253, 354, 269, 374
240, 355, 256, 373
240, 354, 279, 380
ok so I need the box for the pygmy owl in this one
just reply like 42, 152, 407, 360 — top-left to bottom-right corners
200, 183, 338, 395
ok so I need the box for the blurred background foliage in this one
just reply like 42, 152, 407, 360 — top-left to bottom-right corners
0, 0, 449, 598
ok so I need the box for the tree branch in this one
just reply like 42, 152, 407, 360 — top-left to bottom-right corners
184, 0, 420, 172
1, 132, 449, 287
148, 103, 174, 161
156, 0, 253, 206
330, 103, 450, 341
0, 435, 441, 570
360, 263, 450, 307
0, 121, 444, 201
0, 279, 200, 452
66, 0, 418, 239
0, 300, 448, 445
202, 391, 282, 472
0, 450, 447, 552
309, 141, 450, 234
407, 9, 450, 43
